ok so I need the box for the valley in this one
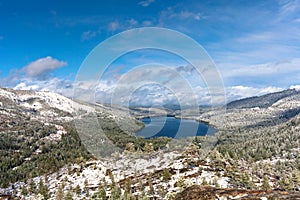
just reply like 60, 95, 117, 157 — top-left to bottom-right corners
0, 88, 300, 199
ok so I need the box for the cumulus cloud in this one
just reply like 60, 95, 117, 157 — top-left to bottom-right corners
290, 85, 300, 90
226, 86, 283, 102
13, 77, 74, 97
0, 56, 68, 94
91, 78, 285, 106
2, 69, 291, 107
0, 55, 295, 107
23, 56, 67, 78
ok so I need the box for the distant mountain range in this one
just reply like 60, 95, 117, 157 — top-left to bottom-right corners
227, 88, 300, 109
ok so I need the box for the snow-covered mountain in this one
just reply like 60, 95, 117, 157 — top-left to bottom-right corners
1, 88, 300, 199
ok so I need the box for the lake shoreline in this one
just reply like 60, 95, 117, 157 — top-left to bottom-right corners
135, 116, 216, 139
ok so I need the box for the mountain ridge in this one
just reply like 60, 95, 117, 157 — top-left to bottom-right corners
227, 88, 300, 109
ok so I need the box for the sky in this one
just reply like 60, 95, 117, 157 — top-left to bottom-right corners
0, 0, 300, 106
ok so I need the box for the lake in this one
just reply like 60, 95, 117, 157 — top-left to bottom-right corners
136, 116, 216, 139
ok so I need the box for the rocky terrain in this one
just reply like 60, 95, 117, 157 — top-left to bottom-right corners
1, 88, 300, 199
175, 185, 300, 199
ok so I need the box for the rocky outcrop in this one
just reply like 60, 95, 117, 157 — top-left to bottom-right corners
175, 185, 300, 200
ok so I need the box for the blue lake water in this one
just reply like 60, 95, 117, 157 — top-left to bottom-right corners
136, 116, 216, 139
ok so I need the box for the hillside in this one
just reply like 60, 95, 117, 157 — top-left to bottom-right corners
197, 89, 300, 129
227, 89, 300, 109
0, 88, 144, 186
1, 88, 300, 199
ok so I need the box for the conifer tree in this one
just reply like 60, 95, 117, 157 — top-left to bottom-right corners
55, 185, 64, 200
262, 175, 271, 191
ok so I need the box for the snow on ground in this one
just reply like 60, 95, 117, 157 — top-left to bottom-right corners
6, 150, 232, 199
0, 88, 94, 114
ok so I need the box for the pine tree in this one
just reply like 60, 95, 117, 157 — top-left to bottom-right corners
162, 168, 172, 181
84, 179, 89, 197
125, 142, 135, 152
148, 177, 154, 195
124, 178, 133, 200
98, 187, 106, 200
29, 178, 36, 194
55, 185, 64, 200
75, 184, 81, 195
38, 178, 50, 199
64, 190, 73, 200
261, 175, 271, 191
144, 143, 154, 153
67, 164, 72, 175
201, 178, 208, 186
110, 185, 122, 200
21, 185, 28, 196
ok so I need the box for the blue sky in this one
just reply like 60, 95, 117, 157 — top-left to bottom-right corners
0, 0, 300, 105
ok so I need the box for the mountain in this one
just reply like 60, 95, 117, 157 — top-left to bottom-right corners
0, 88, 143, 187
197, 89, 300, 129
227, 89, 300, 109
1, 88, 300, 199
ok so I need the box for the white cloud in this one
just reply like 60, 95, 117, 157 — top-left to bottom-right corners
138, 0, 155, 7
171, 11, 204, 21
106, 19, 140, 32
108, 21, 120, 32
23, 56, 67, 78
290, 85, 300, 90
226, 86, 283, 102
5, 70, 292, 107
159, 7, 205, 25
237, 32, 278, 43
220, 58, 300, 78
127, 19, 138, 26
81, 30, 98, 41
278, 0, 300, 19
142, 20, 152, 26
13, 77, 74, 97
93, 79, 285, 106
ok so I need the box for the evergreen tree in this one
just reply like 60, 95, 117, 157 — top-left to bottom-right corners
201, 178, 208, 186
148, 177, 154, 195
144, 143, 154, 153
55, 185, 64, 200
98, 187, 107, 200
29, 178, 36, 194
84, 179, 89, 197
162, 168, 172, 181
110, 185, 122, 200
261, 175, 271, 191
38, 179, 46, 198
64, 190, 73, 200
75, 184, 81, 195
21, 185, 28, 196
124, 178, 133, 200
